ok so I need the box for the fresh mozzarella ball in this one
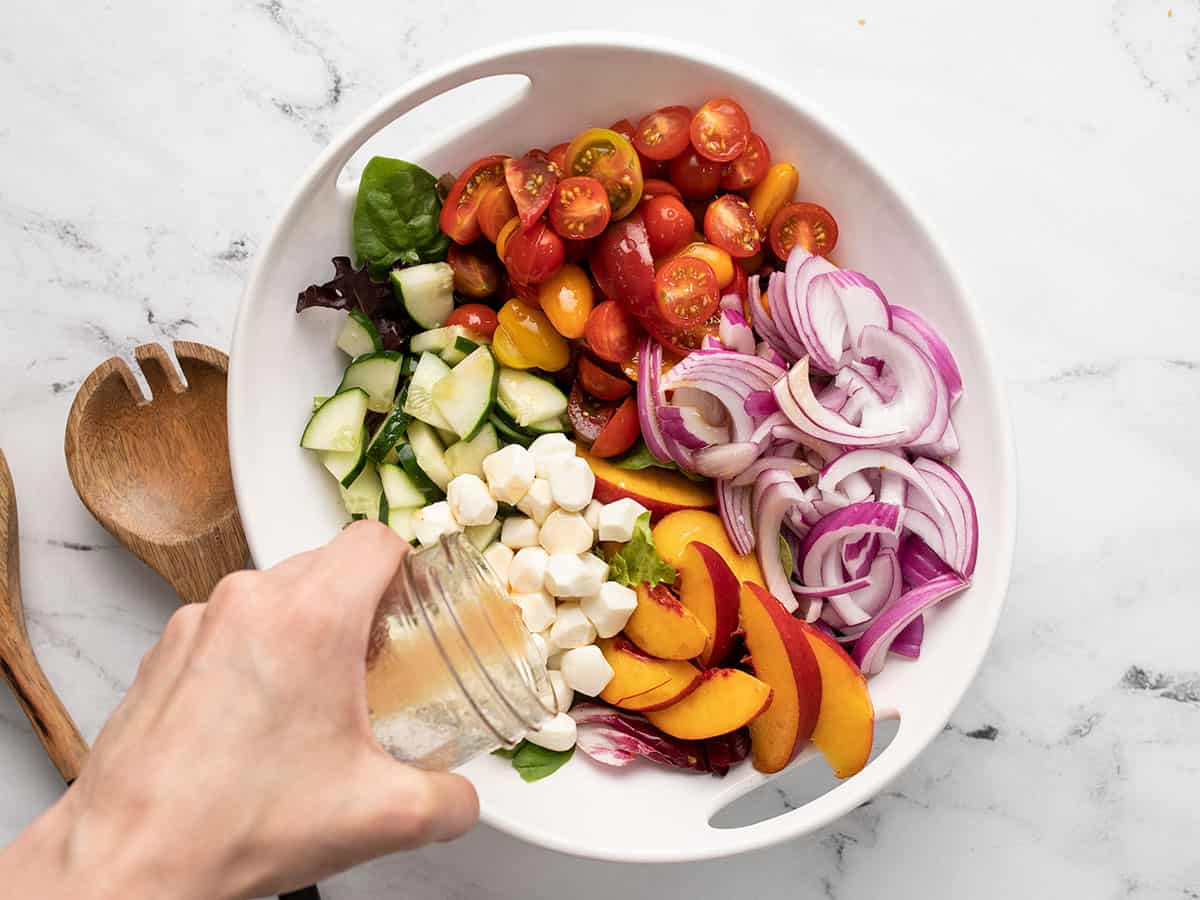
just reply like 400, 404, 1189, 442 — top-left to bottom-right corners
583, 499, 605, 533
544, 553, 588, 597
548, 671, 574, 714
501, 515, 540, 549
597, 497, 649, 543
482, 444, 535, 504
560, 645, 615, 696
516, 477, 555, 525
446, 474, 497, 526
548, 457, 595, 512
549, 601, 597, 649
580, 582, 639, 639
577, 553, 609, 597
524, 712, 577, 752
412, 501, 461, 546
509, 546, 549, 593
538, 510, 594, 555
529, 433, 577, 478
513, 590, 557, 633
481, 542, 514, 585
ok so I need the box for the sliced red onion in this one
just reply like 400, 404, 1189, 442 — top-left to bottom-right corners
818, 383, 851, 413
900, 506, 947, 560
747, 273, 793, 359
756, 341, 788, 368
798, 502, 903, 590
853, 574, 969, 675
839, 471, 875, 502
785, 249, 839, 369
796, 270, 848, 373
671, 387, 727, 425
752, 469, 808, 612
719, 292, 742, 311
819, 448, 944, 513
662, 350, 785, 443
855, 326, 941, 443
849, 547, 901, 618
890, 305, 964, 405
693, 442, 765, 479
899, 535, 957, 586
637, 338, 676, 464
716, 478, 755, 555
802, 269, 891, 371
769, 422, 843, 462
660, 405, 729, 450
791, 575, 871, 598
906, 353, 950, 448
730, 455, 817, 487
842, 533, 879, 579
773, 356, 907, 447
910, 418, 960, 458
878, 470, 906, 506
719, 308, 756, 354
770, 267, 814, 361
847, 359, 898, 402
889, 615, 924, 659
700, 334, 725, 351
913, 458, 978, 577
821, 552, 870, 625
745, 389, 779, 418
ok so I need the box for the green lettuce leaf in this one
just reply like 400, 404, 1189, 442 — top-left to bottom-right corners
605, 512, 676, 589
611, 440, 708, 482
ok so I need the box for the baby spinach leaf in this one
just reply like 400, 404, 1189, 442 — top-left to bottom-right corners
353, 157, 450, 279
509, 740, 575, 782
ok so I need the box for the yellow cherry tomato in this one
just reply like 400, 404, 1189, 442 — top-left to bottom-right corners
671, 242, 734, 289
492, 323, 535, 369
537, 263, 594, 339
748, 162, 799, 239
494, 216, 521, 261
497, 298, 571, 372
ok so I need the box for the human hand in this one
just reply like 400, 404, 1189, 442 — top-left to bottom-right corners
0, 521, 479, 900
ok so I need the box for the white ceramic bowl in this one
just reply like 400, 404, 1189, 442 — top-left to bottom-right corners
229, 32, 1017, 863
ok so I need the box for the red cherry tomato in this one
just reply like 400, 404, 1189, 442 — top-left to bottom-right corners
477, 184, 518, 244
690, 98, 751, 163
728, 258, 749, 304
446, 244, 502, 298
632, 105, 693, 162
504, 220, 565, 285
504, 154, 559, 230
609, 118, 636, 142
643, 309, 721, 356
768, 202, 839, 259
720, 133, 771, 191
668, 147, 722, 199
547, 142, 569, 173
642, 195, 695, 258
585, 301, 641, 364
654, 256, 720, 327
440, 155, 508, 244
548, 176, 611, 240
589, 213, 656, 319
703, 194, 761, 258
564, 234, 595, 263
578, 356, 633, 401
446, 303, 499, 339
590, 396, 640, 458
567, 382, 616, 444
641, 178, 683, 203
525, 147, 563, 178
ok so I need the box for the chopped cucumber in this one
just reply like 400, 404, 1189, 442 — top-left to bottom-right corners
312, 395, 329, 412
432, 346, 498, 440
400, 354, 419, 378
320, 427, 368, 487
524, 415, 568, 435
406, 421, 453, 491
390, 262, 454, 329
489, 413, 533, 447
444, 423, 499, 479
387, 507, 418, 543
301, 389, 369, 452
336, 310, 382, 358
378, 492, 390, 524
465, 520, 502, 551
496, 369, 568, 427
411, 324, 488, 354
440, 335, 480, 365
395, 444, 443, 502
435, 426, 460, 446
379, 464, 428, 508
339, 462, 384, 518
402, 352, 454, 431
338, 351, 403, 413
366, 392, 411, 465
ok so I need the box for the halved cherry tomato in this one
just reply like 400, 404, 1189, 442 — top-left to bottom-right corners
690, 98, 750, 163
585, 300, 641, 364
446, 303, 499, 339
641, 178, 683, 203
671, 241, 734, 289
654, 256, 720, 327
537, 263, 594, 339
642, 195, 695, 258
609, 118, 636, 142
494, 216, 521, 261
590, 396, 640, 458
547, 142, 569, 173
504, 154, 559, 229
590, 213, 656, 320
439, 155, 508, 244
504, 220, 565, 285
492, 324, 534, 369
748, 162, 799, 238
497, 298, 570, 371
578, 356, 633, 401
564, 235, 595, 263
564, 128, 644, 220
769, 201, 839, 259
526, 147, 563, 178
668, 147, 722, 199
567, 382, 617, 444
548, 176, 611, 240
720, 133, 771, 191
446, 244, 502, 298
644, 309, 720, 356
703, 194, 761, 258
477, 184, 518, 243
728, 259, 748, 306
633, 105, 692, 162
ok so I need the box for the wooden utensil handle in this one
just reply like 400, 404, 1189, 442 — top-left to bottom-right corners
0, 647, 89, 783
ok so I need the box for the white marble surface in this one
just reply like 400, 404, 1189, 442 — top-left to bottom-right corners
3, 0, 1199, 896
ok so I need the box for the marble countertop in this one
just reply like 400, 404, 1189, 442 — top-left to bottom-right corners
3, 0, 1198, 896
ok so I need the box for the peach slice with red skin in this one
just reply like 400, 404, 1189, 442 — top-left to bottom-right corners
597, 637, 703, 711
578, 447, 715, 521
623, 582, 710, 661
738, 582, 823, 774
653, 509, 765, 590
801, 623, 875, 778
645, 668, 774, 740
675, 541, 741, 667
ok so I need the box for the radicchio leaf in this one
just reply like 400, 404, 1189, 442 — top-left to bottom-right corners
569, 703, 749, 776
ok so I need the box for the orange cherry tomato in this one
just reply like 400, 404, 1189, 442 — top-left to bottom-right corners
720, 133, 771, 191
769, 202, 839, 259
564, 128, 644, 220
642, 195, 695, 258
537, 263, 594, 339
703, 194, 761, 259
578, 356, 633, 401
496, 298, 570, 371
690, 98, 751, 163
504, 153, 559, 229
446, 303, 499, 339
494, 216, 521, 261
505, 220, 565, 286
590, 396, 640, 458
477, 184, 518, 243
672, 242, 734, 289
667, 146, 722, 199
654, 256, 720, 327
548, 176, 611, 240
440, 155, 507, 244
446, 244, 502, 298
585, 301, 641, 364
748, 162, 799, 238
633, 105, 693, 162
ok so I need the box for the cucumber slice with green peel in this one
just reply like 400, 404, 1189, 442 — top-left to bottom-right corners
402, 352, 454, 431
339, 462, 384, 518
390, 262, 454, 329
395, 444, 443, 502
336, 310, 382, 358
378, 492, 390, 524
406, 421, 453, 491
387, 507, 418, 543
301, 389, 369, 452
444, 423, 500, 479
496, 369, 569, 427
379, 463, 428, 508
320, 427, 368, 487
366, 393, 411, 465
524, 415, 568, 435
440, 335, 480, 365
465, 520, 502, 552
312, 395, 330, 412
489, 413, 533, 447
410, 325, 489, 356
337, 351, 403, 413
400, 354, 419, 378
431, 346, 498, 440
435, 426, 460, 446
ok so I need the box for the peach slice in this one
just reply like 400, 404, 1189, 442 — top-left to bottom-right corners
739, 582, 823, 773
653, 509, 765, 590
597, 637, 703, 711
578, 447, 715, 521
645, 668, 773, 740
801, 624, 875, 778
624, 582, 710, 661
676, 541, 741, 667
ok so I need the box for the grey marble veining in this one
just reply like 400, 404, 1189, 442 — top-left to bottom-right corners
2, 1, 1199, 897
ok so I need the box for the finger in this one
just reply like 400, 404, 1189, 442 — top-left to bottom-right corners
305, 520, 409, 633
348, 757, 480, 855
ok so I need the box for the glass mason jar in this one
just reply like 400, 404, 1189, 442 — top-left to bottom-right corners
365, 532, 555, 770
